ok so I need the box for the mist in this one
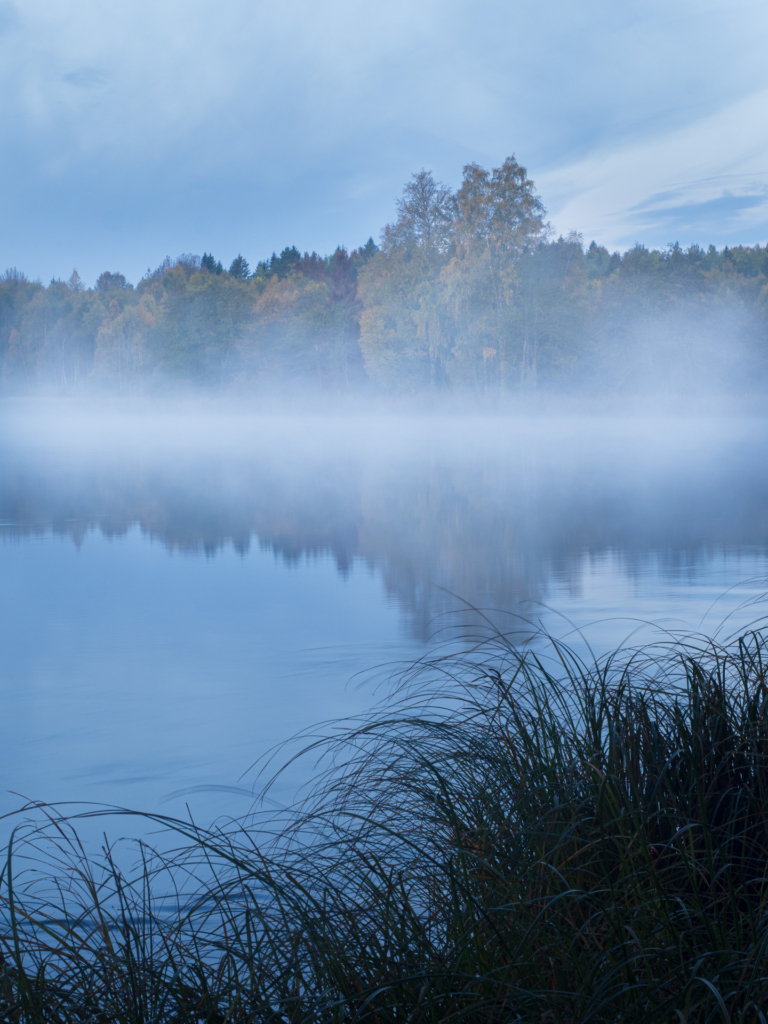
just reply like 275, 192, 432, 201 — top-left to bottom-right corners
7, 0, 768, 1007
2, 158, 767, 405
2, 152, 768, 829
0, 397, 765, 827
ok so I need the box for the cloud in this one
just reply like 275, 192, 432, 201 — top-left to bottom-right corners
1, 0, 768, 281
629, 190, 768, 239
540, 87, 768, 249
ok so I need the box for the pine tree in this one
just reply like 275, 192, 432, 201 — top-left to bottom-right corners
201, 253, 224, 275
228, 255, 250, 279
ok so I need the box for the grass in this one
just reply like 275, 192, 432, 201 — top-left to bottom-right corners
3, 625, 768, 1020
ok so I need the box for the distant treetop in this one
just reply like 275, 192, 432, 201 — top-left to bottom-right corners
96, 271, 129, 292
228, 254, 250, 279
201, 253, 224, 275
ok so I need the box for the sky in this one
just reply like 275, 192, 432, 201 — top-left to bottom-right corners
2, 0, 768, 285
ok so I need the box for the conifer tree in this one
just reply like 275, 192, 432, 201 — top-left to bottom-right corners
228, 254, 250, 279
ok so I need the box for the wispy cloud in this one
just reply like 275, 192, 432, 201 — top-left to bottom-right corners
540, 87, 768, 249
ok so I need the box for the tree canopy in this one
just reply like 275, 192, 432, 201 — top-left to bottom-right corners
2, 156, 767, 396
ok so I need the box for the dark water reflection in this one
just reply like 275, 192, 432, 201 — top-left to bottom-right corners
1, 408, 767, 636
0, 404, 767, 822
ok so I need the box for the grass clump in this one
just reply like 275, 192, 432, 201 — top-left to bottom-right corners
4, 627, 768, 1020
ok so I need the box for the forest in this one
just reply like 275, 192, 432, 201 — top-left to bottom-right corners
3, 155, 768, 395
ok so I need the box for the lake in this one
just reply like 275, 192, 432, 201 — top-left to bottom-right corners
1, 402, 767, 828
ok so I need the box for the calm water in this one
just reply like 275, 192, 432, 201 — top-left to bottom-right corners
1, 403, 767, 826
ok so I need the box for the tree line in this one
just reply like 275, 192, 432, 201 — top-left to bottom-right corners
2, 155, 768, 395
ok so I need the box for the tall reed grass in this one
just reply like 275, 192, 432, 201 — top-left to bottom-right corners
3, 626, 768, 1021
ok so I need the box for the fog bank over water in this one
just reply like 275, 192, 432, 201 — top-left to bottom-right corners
2, 399, 768, 639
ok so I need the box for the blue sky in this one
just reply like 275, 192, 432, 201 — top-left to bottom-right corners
2, 0, 767, 285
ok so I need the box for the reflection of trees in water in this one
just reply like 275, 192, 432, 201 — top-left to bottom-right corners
1, 426, 768, 639
355, 461, 551, 639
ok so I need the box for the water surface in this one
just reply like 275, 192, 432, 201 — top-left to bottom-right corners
1, 405, 766, 824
